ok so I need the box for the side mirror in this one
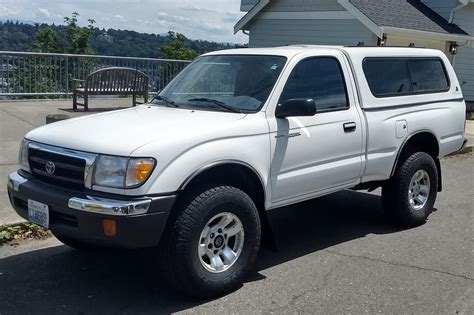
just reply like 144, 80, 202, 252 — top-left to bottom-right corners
275, 98, 317, 118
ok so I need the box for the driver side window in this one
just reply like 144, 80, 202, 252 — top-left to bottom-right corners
279, 57, 349, 112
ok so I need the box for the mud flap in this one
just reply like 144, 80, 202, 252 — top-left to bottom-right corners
435, 158, 442, 192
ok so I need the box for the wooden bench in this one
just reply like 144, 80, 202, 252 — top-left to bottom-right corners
72, 67, 149, 111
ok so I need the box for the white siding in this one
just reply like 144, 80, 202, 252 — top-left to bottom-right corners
453, 5, 474, 101
263, 0, 344, 12
248, 19, 376, 47
421, 0, 455, 20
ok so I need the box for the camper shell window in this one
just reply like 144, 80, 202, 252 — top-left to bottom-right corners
363, 57, 450, 98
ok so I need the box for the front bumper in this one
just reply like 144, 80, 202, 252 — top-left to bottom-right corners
7, 171, 176, 249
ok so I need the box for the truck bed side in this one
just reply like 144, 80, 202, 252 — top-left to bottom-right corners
341, 47, 466, 183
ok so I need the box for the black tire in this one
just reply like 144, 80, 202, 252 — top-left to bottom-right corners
158, 186, 261, 298
382, 152, 438, 227
52, 232, 99, 250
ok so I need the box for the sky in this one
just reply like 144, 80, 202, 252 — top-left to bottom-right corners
0, 0, 248, 44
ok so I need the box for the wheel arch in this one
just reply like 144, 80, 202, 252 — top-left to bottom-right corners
177, 160, 277, 250
391, 130, 442, 191
179, 160, 266, 196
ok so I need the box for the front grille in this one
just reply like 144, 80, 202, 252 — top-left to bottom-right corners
29, 147, 86, 190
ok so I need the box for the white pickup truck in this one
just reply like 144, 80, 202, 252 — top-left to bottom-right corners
8, 46, 467, 297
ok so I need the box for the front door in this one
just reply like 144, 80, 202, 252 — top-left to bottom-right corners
268, 53, 364, 206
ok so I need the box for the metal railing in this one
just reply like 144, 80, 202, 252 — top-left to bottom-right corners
0, 51, 191, 98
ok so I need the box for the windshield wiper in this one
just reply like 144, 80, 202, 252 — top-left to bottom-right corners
187, 98, 241, 113
154, 95, 179, 107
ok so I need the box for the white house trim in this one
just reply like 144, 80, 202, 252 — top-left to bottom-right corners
258, 11, 355, 20
234, 0, 271, 34
337, 0, 384, 38
383, 26, 474, 43
449, 0, 470, 23
240, 5, 255, 11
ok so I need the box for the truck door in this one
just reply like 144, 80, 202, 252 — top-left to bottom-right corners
268, 53, 364, 206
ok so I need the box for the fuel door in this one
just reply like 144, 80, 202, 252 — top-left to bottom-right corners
396, 120, 408, 139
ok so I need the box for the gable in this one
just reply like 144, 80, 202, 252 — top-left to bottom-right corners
236, 0, 473, 42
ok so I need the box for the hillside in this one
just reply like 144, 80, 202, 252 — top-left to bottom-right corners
0, 21, 246, 58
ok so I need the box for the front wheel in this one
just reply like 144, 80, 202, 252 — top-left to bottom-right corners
382, 152, 438, 227
158, 186, 261, 298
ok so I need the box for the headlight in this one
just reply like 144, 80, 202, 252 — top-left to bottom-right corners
93, 155, 128, 188
93, 155, 155, 188
18, 139, 30, 173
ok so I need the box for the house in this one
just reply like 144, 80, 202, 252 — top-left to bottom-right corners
235, 0, 474, 107
97, 31, 114, 43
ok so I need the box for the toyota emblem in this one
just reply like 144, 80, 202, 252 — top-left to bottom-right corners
45, 161, 56, 174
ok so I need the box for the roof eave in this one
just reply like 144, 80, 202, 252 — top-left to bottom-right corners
337, 0, 384, 38
234, 0, 271, 34
383, 26, 474, 43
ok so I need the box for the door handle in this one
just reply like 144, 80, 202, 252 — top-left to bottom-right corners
343, 122, 356, 133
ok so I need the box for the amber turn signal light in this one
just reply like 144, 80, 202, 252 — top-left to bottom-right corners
103, 219, 116, 237
125, 158, 155, 187
135, 162, 154, 181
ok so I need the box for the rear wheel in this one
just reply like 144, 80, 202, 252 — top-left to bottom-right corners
159, 186, 261, 298
382, 152, 438, 227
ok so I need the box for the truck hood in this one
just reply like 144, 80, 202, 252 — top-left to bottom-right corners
26, 105, 247, 156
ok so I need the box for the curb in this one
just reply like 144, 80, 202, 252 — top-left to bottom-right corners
447, 145, 473, 157
46, 114, 71, 124
0, 219, 27, 227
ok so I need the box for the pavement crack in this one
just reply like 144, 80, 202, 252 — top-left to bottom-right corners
0, 163, 18, 166
271, 258, 340, 312
0, 107, 38, 128
323, 249, 474, 282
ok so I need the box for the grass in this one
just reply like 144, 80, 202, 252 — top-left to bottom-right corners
0, 223, 51, 246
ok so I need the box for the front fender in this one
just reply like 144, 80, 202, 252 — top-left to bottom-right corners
136, 134, 271, 199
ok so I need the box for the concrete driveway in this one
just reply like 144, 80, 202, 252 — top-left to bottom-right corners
0, 153, 472, 314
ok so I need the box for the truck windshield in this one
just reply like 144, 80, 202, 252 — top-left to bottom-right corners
153, 55, 287, 113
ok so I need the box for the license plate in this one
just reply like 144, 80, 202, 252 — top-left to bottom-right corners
28, 199, 49, 229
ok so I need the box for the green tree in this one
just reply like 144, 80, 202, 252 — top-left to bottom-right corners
159, 31, 199, 60
18, 13, 98, 99
64, 12, 96, 54
33, 26, 60, 52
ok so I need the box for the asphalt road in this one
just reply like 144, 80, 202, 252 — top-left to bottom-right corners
0, 153, 473, 314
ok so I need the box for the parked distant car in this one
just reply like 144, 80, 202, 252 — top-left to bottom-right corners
8, 46, 467, 297
0, 77, 9, 88
0, 77, 11, 98
0, 64, 15, 73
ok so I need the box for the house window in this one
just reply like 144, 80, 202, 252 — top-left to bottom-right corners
363, 58, 450, 97
279, 57, 349, 112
